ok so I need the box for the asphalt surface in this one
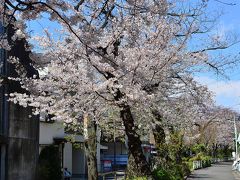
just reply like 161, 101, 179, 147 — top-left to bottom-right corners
187, 161, 240, 180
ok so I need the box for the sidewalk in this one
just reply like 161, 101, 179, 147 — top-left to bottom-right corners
187, 161, 236, 180
233, 170, 240, 180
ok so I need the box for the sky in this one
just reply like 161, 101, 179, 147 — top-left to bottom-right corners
195, 0, 240, 111
24, 0, 240, 111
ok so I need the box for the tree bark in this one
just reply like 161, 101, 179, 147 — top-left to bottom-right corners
151, 110, 172, 165
111, 86, 151, 176
151, 110, 166, 155
120, 105, 151, 176
84, 114, 98, 180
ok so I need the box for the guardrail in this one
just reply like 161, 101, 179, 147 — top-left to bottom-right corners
98, 171, 126, 180
192, 161, 203, 170
192, 157, 233, 170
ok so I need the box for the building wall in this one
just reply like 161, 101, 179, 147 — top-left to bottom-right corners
39, 122, 86, 176
64, 142, 73, 172
101, 142, 128, 155
0, 27, 7, 179
39, 122, 65, 145
7, 103, 39, 180
0, 21, 39, 180
0, 145, 6, 180
0, 22, 7, 180
72, 146, 86, 175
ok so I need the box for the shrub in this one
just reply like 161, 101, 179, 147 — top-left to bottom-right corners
186, 160, 194, 171
192, 144, 206, 154
201, 156, 211, 168
188, 153, 212, 170
181, 162, 191, 177
152, 163, 191, 180
38, 145, 62, 180
153, 167, 174, 180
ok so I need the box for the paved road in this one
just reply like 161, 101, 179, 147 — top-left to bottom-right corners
187, 161, 240, 180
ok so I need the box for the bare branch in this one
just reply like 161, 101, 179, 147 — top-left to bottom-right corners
192, 41, 240, 54
214, 0, 236, 6
74, 0, 85, 11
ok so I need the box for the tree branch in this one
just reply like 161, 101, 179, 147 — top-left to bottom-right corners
214, 0, 236, 6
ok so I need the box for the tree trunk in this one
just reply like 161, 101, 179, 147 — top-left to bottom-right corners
126, 154, 141, 177
84, 114, 98, 180
120, 105, 151, 176
152, 123, 169, 161
175, 134, 183, 164
151, 110, 171, 165
111, 83, 151, 176
151, 110, 166, 146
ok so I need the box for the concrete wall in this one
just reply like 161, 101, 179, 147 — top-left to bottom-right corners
0, 19, 40, 180
0, 145, 6, 180
7, 103, 39, 180
2, 20, 40, 180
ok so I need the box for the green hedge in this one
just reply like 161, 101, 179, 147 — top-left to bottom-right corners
187, 153, 212, 170
152, 163, 191, 180
38, 145, 62, 180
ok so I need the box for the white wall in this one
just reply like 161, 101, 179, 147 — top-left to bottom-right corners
39, 122, 86, 175
64, 142, 73, 173
39, 122, 65, 145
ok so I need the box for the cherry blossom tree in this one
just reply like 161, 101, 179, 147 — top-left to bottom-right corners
1, 0, 240, 178
191, 106, 236, 147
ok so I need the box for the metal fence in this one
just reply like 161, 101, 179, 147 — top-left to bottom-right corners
98, 171, 126, 180
193, 157, 233, 170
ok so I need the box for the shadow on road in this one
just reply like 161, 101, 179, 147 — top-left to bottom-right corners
187, 174, 212, 179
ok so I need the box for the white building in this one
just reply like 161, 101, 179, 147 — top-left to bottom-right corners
39, 117, 114, 179
39, 119, 87, 178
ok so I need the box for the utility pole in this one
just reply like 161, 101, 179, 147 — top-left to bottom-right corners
234, 115, 238, 160
113, 118, 116, 171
